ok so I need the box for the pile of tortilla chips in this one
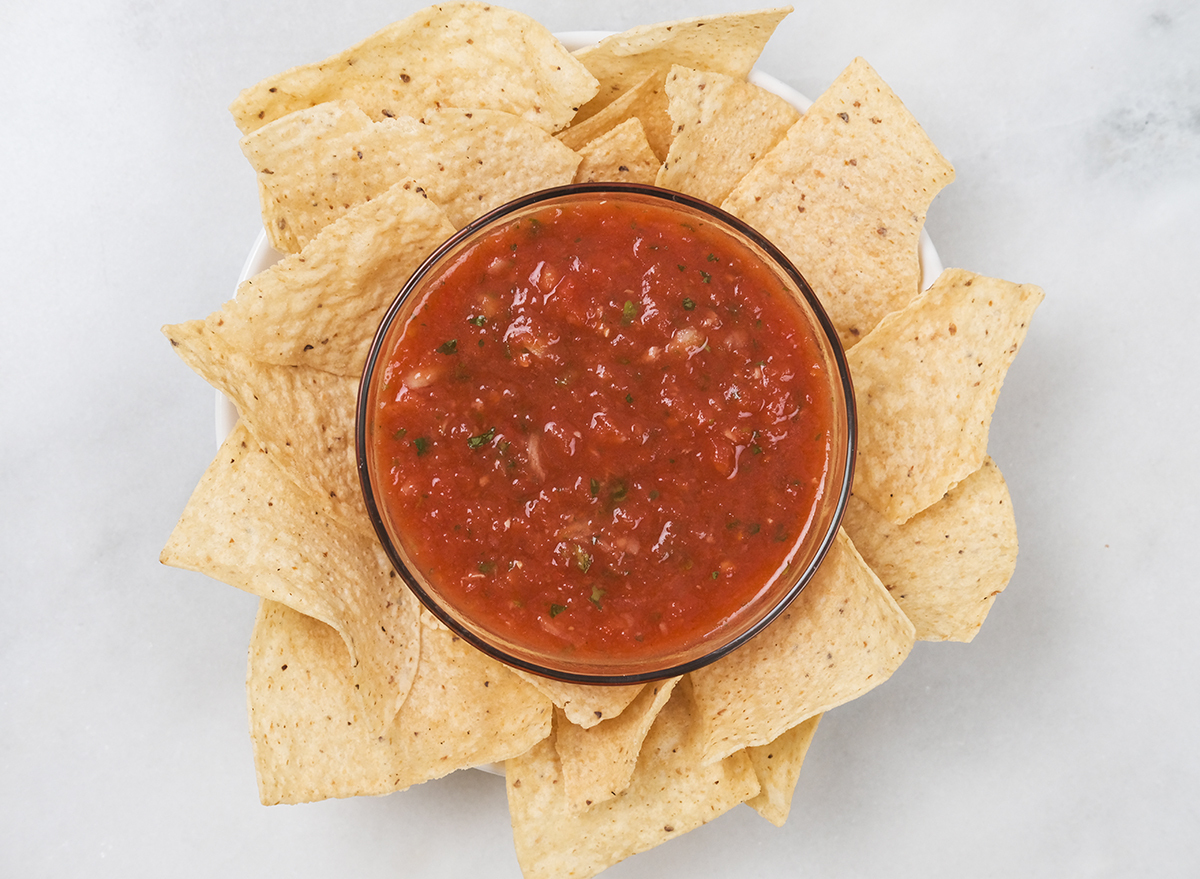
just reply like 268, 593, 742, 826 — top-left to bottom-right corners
162, 4, 1043, 877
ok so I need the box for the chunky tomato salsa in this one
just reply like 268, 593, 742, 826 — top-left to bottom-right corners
368, 196, 835, 663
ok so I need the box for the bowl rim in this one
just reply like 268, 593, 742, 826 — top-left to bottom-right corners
355, 181, 857, 684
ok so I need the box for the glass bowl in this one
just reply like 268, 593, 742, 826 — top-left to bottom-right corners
356, 183, 855, 684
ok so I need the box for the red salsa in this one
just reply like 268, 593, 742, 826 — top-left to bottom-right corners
369, 196, 835, 663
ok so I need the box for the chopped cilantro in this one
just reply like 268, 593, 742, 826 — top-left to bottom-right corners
437, 339, 458, 355
682, 297, 696, 310
590, 478, 600, 497
623, 299, 638, 324
477, 560, 496, 574
700, 271, 712, 284
550, 603, 566, 618
413, 437, 431, 456
589, 585, 606, 608
393, 427, 407, 440
468, 427, 496, 449
468, 315, 487, 327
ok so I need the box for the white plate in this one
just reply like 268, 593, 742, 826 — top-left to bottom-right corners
213, 40, 946, 778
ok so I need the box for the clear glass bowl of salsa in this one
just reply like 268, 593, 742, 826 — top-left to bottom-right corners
357, 183, 855, 684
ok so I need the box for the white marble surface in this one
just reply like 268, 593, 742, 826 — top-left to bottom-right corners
3, 1, 1198, 876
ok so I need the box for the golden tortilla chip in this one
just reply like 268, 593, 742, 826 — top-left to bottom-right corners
690, 529, 914, 764
163, 321, 365, 531
512, 673, 645, 730
206, 180, 455, 376
557, 70, 674, 161
571, 8, 790, 127
745, 714, 821, 826
242, 103, 581, 252
506, 679, 759, 879
722, 57, 956, 347
572, 117, 661, 184
656, 64, 800, 205
230, 3, 598, 135
238, 100, 375, 253
556, 70, 657, 151
842, 457, 1019, 641
162, 425, 420, 736
848, 269, 1044, 523
249, 600, 553, 804
555, 677, 680, 812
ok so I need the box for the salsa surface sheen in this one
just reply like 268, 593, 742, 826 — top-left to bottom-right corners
370, 197, 834, 663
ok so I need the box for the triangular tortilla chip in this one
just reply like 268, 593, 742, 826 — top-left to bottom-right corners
722, 57, 956, 347
242, 103, 581, 252
656, 64, 800, 205
848, 269, 1044, 523
162, 425, 420, 736
231, 3, 597, 135
744, 714, 821, 826
238, 100, 375, 253
842, 457, 1019, 640
204, 180, 455, 376
249, 600, 553, 804
571, 8, 790, 126
558, 70, 674, 161
690, 529, 915, 763
572, 117, 661, 184
556, 70, 659, 152
163, 321, 365, 531
506, 679, 759, 879
554, 677, 680, 812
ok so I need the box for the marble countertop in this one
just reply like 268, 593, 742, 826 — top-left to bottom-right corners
3, 1, 1197, 876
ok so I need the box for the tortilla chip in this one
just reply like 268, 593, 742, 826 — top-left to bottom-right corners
656, 65, 800, 205
555, 677, 680, 812
556, 71, 657, 151
571, 8, 790, 127
557, 70, 675, 161
722, 57, 956, 347
848, 269, 1044, 523
230, 3, 597, 135
163, 321, 365, 531
205, 180, 455, 376
506, 679, 759, 879
238, 100, 374, 253
842, 457, 1019, 641
162, 425, 420, 736
690, 529, 914, 764
572, 117, 661, 184
242, 104, 581, 252
744, 714, 821, 826
249, 600, 553, 804
512, 673, 645, 730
